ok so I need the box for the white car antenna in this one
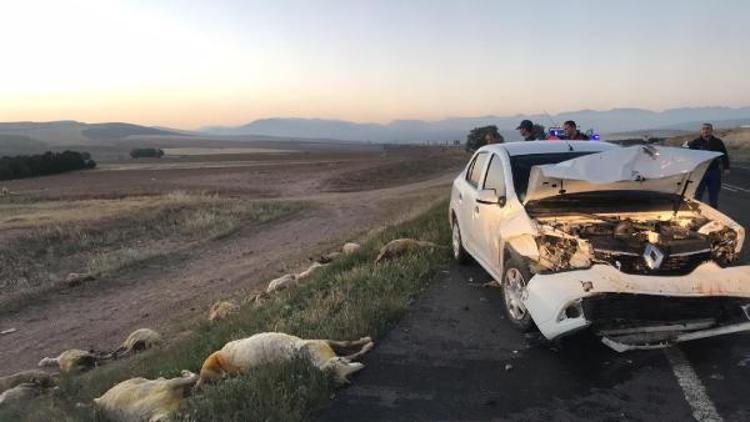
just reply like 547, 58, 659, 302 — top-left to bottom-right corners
543, 110, 559, 127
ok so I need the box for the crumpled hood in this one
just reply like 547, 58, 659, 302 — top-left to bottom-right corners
525, 145, 723, 203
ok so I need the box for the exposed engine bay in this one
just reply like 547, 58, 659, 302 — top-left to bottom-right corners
532, 213, 740, 275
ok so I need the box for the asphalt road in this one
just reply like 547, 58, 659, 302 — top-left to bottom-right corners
320, 162, 750, 422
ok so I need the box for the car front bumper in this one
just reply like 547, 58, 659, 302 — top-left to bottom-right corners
523, 262, 750, 350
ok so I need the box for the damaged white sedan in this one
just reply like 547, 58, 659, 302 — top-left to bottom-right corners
450, 141, 750, 352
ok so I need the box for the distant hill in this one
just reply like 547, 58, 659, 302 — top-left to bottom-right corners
0, 134, 49, 155
202, 106, 750, 143
0, 121, 186, 149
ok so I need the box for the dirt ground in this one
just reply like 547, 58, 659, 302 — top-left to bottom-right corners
0, 142, 467, 376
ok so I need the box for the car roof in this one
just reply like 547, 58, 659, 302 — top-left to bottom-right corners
478, 140, 619, 157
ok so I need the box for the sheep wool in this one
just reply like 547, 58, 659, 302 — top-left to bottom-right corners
197, 332, 374, 388
38, 349, 96, 373
265, 274, 296, 294
120, 328, 162, 354
375, 238, 437, 263
208, 300, 240, 321
342, 242, 361, 255
94, 372, 198, 422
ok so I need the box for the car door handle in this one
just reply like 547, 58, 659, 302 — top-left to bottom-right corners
459, 193, 463, 202
474, 206, 480, 214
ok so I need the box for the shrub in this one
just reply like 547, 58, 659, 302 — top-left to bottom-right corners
0, 151, 96, 181
130, 148, 165, 159
465, 125, 502, 151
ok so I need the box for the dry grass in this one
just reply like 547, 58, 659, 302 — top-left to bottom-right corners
0, 199, 451, 422
163, 147, 293, 156
0, 191, 229, 231
87, 246, 164, 276
0, 192, 305, 312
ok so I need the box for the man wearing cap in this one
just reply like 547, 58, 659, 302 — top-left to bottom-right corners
688, 123, 730, 208
516, 120, 537, 141
562, 120, 589, 140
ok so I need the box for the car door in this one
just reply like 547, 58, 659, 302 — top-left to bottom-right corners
457, 151, 490, 254
474, 153, 510, 275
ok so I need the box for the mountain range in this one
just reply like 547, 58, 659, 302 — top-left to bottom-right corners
1, 106, 749, 153
202, 106, 750, 142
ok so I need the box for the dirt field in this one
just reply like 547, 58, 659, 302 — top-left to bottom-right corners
0, 142, 466, 376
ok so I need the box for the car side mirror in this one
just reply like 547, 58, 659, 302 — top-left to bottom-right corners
476, 189, 506, 206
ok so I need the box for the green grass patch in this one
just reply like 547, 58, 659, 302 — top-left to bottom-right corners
1, 199, 451, 421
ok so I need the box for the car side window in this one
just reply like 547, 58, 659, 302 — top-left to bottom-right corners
483, 154, 506, 196
466, 152, 488, 188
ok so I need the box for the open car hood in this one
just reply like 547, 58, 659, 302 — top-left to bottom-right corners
525, 145, 723, 203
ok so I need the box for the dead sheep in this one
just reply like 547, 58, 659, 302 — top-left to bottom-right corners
117, 328, 162, 356
342, 242, 361, 255
375, 238, 439, 263
197, 332, 374, 388
0, 370, 54, 395
38, 349, 98, 373
94, 370, 198, 422
65, 272, 95, 287
0, 383, 44, 407
317, 251, 342, 263
265, 273, 296, 294
208, 300, 240, 321
295, 261, 328, 281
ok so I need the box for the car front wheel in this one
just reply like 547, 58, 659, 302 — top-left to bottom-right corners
451, 219, 470, 265
501, 256, 535, 332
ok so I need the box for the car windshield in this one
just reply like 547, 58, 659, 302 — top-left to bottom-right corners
509, 152, 594, 201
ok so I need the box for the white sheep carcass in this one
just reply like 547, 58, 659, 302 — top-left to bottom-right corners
117, 328, 162, 356
342, 242, 361, 255
208, 300, 240, 321
38, 349, 97, 373
265, 274, 296, 294
93, 371, 198, 422
375, 238, 438, 263
197, 332, 373, 388
295, 261, 328, 281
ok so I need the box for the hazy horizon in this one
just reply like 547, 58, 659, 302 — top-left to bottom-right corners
2, 0, 749, 129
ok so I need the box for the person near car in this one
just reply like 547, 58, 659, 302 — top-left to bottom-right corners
689, 123, 730, 208
516, 119, 537, 141
562, 120, 589, 140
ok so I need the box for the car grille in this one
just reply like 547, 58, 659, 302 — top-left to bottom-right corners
594, 251, 711, 275
582, 294, 744, 324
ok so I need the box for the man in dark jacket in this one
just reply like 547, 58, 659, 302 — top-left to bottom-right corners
516, 119, 537, 141
689, 123, 730, 208
562, 120, 589, 140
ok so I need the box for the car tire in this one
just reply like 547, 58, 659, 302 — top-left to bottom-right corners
501, 255, 536, 332
451, 219, 471, 265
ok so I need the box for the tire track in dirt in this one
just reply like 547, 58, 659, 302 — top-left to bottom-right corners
0, 173, 456, 376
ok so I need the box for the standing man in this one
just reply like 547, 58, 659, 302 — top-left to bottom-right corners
689, 123, 730, 208
516, 120, 537, 141
562, 120, 589, 140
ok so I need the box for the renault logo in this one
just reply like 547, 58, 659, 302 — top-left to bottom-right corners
643, 244, 665, 269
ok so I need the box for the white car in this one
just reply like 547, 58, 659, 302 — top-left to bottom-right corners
449, 141, 750, 351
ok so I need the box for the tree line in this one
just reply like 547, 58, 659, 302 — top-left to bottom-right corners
130, 148, 165, 159
465, 124, 546, 151
0, 150, 96, 181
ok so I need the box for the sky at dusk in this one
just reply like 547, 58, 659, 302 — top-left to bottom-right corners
1, 0, 748, 129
